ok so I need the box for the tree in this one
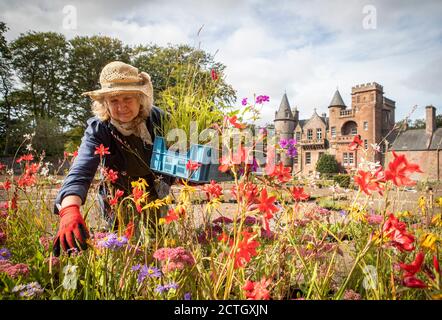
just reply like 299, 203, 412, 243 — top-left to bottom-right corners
0, 21, 15, 155
132, 44, 236, 106
10, 31, 70, 126
316, 154, 339, 176
66, 35, 132, 127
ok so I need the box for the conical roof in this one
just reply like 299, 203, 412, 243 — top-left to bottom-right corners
275, 93, 293, 120
329, 89, 346, 107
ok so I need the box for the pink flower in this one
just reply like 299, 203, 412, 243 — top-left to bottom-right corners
0, 260, 30, 278
153, 247, 195, 273
241, 98, 248, 106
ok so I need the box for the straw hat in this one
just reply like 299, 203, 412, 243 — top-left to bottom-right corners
82, 61, 153, 102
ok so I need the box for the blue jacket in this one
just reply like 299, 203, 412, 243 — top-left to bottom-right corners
54, 106, 172, 214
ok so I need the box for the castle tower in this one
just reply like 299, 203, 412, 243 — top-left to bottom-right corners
274, 93, 295, 166
351, 82, 392, 162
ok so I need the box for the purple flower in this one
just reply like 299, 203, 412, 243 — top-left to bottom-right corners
0, 247, 11, 260
13, 282, 44, 299
155, 282, 179, 294
96, 233, 128, 250
339, 210, 348, 217
251, 158, 259, 172
256, 95, 270, 104
241, 98, 248, 106
286, 146, 297, 158
279, 138, 289, 149
184, 292, 192, 300
288, 138, 297, 146
139, 266, 162, 282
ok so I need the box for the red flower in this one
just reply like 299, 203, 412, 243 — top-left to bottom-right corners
230, 231, 259, 269
202, 180, 223, 199
348, 135, 363, 151
384, 151, 423, 187
211, 69, 218, 81
125, 221, 135, 240
231, 182, 259, 206
400, 252, 425, 277
383, 213, 415, 252
433, 255, 440, 274
403, 276, 427, 289
270, 162, 291, 183
243, 277, 271, 300
218, 155, 232, 173
227, 115, 246, 129
94, 144, 110, 157
164, 207, 186, 224
103, 168, 118, 183
109, 189, 124, 206
132, 187, 144, 203
186, 160, 201, 172
290, 186, 310, 201
0, 163, 6, 171
0, 180, 11, 191
16, 154, 34, 163
257, 188, 279, 220
354, 169, 384, 196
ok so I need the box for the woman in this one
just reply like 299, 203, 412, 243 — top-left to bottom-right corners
53, 61, 173, 256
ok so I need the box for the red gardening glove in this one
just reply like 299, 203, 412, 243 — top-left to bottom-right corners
53, 204, 90, 256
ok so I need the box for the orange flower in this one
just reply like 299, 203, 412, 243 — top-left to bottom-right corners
230, 231, 259, 269
290, 186, 310, 201
109, 189, 124, 206
186, 160, 201, 172
270, 162, 291, 183
384, 151, 423, 187
228, 115, 246, 129
202, 180, 223, 199
354, 169, 384, 196
258, 188, 279, 220
94, 144, 110, 157
383, 213, 415, 252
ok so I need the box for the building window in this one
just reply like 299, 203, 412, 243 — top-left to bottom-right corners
296, 132, 301, 141
294, 154, 298, 164
364, 139, 368, 150
306, 152, 311, 165
364, 121, 368, 131
343, 153, 348, 165
349, 152, 354, 165
331, 127, 336, 138
316, 128, 322, 140
351, 127, 357, 135
307, 129, 313, 140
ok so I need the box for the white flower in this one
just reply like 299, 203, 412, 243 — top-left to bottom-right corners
358, 157, 381, 174
23, 134, 32, 140
6, 169, 13, 175
370, 143, 381, 153
40, 167, 49, 176
26, 144, 33, 151
62, 264, 78, 290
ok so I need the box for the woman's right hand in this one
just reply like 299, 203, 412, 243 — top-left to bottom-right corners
53, 204, 90, 256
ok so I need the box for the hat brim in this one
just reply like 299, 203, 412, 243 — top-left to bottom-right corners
82, 86, 152, 101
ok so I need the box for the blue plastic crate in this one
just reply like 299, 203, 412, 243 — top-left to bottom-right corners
150, 136, 232, 183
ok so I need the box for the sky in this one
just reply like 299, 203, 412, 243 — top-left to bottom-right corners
1, 0, 441, 126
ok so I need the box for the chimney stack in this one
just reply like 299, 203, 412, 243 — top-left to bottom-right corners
426, 105, 436, 135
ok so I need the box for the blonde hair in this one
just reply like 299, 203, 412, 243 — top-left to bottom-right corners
91, 93, 152, 121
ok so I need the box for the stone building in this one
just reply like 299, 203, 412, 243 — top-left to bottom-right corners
274, 82, 396, 176
387, 105, 442, 181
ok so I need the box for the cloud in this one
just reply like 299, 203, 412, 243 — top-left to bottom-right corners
1, 0, 441, 124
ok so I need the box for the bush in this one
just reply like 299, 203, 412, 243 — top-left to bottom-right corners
316, 154, 339, 176
333, 174, 351, 188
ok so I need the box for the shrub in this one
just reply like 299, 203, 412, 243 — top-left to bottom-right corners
316, 154, 339, 176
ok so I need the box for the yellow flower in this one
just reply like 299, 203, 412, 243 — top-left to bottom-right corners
206, 198, 221, 213
420, 232, 438, 251
435, 197, 442, 207
164, 238, 176, 247
418, 196, 427, 214
349, 204, 367, 222
432, 213, 442, 227
397, 210, 412, 218
142, 199, 165, 211
131, 178, 149, 191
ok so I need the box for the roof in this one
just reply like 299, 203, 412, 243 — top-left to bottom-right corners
389, 128, 441, 151
275, 93, 293, 120
329, 90, 346, 108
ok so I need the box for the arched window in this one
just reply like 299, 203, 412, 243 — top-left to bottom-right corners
341, 121, 358, 136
